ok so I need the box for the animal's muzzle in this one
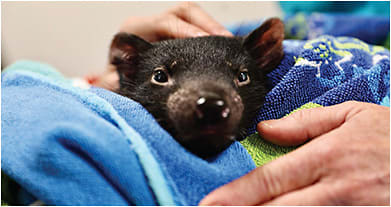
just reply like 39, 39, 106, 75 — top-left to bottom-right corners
195, 92, 230, 126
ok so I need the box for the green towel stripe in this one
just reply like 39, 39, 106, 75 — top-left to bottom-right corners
241, 102, 323, 167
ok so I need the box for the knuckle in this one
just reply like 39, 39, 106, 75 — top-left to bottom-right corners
318, 185, 346, 205
325, 167, 390, 205
315, 139, 341, 164
341, 100, 370, 111
161, 13, 174, 21
335, 180, 370, 205
318, 179, 363, 205
180, 1, 199, 9
157, 13, 176, 28
289, 106, 325, 122
174, 2, 197, 14
343, 100, 361, 106
341, 101, 388, 121
340, 100, 362, 112
255, 165, 283, 198
289, 109, 308, 122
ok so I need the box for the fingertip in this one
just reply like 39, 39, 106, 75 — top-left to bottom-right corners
257, 119, 304, 147
198, 184, 239, 206
195, 31, 209, 37
257, 120, 277, 136
198, 198, 219, 206
257, 120, 274, 130
198, 191, 225, 206
212, 29, 234, 37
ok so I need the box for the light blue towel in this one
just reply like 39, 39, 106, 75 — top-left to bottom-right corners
1, 61, 255, 205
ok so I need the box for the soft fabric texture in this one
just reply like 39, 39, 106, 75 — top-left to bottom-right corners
241, 102, 322, 167
1, 61, 255, 206
232, 15, 390, 166
250, 36, 390, 133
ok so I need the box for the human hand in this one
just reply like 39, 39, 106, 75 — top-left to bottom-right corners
200, 101, 390, 205
93, 2, 232, 91
119, 2, 232, 42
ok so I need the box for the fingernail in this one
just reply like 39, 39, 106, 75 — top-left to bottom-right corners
222, 30, 234, 36
260, 121, 273, 129
195, 32, 209, 37
214, 30, 233, 36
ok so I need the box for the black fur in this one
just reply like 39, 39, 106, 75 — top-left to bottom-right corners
110, 18, 284, 158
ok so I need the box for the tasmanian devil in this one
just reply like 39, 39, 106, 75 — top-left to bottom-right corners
109, 18, 284, 158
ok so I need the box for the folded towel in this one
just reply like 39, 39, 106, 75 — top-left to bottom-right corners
1, 61, 255, 205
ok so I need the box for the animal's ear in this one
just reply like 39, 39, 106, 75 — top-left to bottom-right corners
109, 32, 152, 78
243, 18, 284, 73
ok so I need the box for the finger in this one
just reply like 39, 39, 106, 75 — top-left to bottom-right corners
93, 70, 120, 92
262, 183, 333, 206
156, 14, 209, 39
257, 101, 362, 146
199, 139, 325, 206
170, 2, 233, 36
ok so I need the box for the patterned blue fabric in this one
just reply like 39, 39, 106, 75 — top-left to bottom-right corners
227, 14, 390, 134
247, 36, 390, 134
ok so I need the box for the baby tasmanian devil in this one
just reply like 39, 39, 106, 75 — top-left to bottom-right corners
109, 18, 284, 158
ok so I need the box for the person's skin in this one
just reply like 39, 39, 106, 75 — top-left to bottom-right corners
94, 2, 390, 205
91, 2, 232, 91
200, 101, 390, 205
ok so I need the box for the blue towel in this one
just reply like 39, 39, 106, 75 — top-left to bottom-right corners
248, 37, 390, 135
1, 62, 255, 205
228, 15, 390, 134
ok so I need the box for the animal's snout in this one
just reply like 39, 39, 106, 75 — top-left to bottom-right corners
195, 94, 230, 126
166, 82, 244, 153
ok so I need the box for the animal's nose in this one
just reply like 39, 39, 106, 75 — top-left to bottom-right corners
195, 95, 230, 125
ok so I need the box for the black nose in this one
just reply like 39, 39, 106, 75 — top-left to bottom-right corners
195, 96, 230, 125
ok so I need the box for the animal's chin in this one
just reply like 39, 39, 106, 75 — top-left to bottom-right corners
198, 125, 232, 136
177, 126, 237, 158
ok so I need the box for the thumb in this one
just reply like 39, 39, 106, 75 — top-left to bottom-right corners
257, 101, 361, 146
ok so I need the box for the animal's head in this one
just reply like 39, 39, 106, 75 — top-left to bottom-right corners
109, 18, 284, 158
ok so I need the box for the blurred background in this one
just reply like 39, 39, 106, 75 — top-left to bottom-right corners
2, 1, 389, 77
1, 2, 283, 77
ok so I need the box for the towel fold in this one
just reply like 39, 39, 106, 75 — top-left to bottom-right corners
1, 61, 255, 205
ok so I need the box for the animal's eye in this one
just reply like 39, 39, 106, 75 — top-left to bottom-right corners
238, 71, 248, 82
236, 70, 250, 86
153, 70, 168, 83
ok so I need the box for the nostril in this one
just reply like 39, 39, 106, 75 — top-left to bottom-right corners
221, 107, 230, 118
196, 97, 207, 105
215, 100, 225, 107
195, 96, 230, 124
196, 97, 226, 112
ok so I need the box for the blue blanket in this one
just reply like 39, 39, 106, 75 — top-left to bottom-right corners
2, 15, 390, 205
228, 14, 390, 136
1, 63, 255, 205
